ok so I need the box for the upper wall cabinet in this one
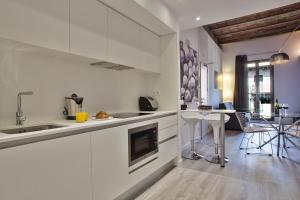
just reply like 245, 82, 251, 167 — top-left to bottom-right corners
0, 0, 69, 52
107, 8, 142, 68
70, 0, 108, 60
140, 27, 161, 73
0, 0, 161, 73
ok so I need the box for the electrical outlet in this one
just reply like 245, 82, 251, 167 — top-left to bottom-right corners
152, 90, 160, 96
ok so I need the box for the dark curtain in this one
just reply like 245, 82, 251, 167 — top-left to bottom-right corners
233, 55, 249, 112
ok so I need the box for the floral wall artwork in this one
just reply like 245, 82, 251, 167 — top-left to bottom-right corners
180, 40, 199, 102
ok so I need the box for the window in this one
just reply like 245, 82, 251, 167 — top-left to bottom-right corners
247, 60, 274, 119
247, 63, 256, 68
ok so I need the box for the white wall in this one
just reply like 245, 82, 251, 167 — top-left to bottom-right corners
146, 33, 179, 110
0, 46, 156, 127
179, 27, 222, 148
208, 35, 222, 107
222, 31, 300, 113
180, 27, 222, 107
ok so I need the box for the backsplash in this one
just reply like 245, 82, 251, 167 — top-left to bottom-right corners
0, 46, 155, 127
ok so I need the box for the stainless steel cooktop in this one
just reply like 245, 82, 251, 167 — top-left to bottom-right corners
110, 112, 152, 119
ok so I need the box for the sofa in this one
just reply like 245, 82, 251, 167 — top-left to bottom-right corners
219, 102, 243, 131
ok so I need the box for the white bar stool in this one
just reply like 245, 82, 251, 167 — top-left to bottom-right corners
204, 113, 230, 164
181, 112, 204, 160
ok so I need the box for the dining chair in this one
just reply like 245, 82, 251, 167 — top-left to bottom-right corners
283, 119, 300, 153
285, 119, 300, 136
237, 112, 274, 156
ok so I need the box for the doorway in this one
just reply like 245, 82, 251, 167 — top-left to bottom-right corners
247, 60, 274, 119
200, 63, 209, 105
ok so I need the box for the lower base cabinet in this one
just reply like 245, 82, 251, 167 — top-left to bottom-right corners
0, 133, 93, 200
91, 126, 129, 200
158, 137, 177, 166
0, 116, 178, 200
125, 137, 177, 193
91, 121, 178, 200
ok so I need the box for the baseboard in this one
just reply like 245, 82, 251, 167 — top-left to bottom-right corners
176, 157, 183, 163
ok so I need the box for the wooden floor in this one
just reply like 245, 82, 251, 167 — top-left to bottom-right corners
136, 130, 300, 200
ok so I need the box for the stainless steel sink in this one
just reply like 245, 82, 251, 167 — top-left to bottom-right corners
0, 124, 66, 134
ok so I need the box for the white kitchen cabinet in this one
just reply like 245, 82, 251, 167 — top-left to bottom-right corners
0, 134, 92, 200
0, 115, 177, 200
140, 27, 161, 73
158, 115, 178, 129
91, 120, 177, 200
126, 133, 177, 193
70, 0, 108, 60
107, 8, 142, 68
158, 137, 177, 166
91, 126, 129, 200
0, 0, 69, 52
159, 125, 177, 142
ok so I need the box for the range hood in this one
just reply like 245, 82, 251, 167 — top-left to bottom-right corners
90, 61, 135, 71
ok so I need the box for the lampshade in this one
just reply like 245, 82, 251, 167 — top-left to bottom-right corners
270, 52, 290, 65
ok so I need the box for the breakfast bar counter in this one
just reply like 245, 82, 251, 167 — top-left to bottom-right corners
181, 109, 235, 167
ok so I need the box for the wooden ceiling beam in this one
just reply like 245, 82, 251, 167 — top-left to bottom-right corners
219, 25, 300, 44
212, 10, 300, 36
207, 2, 300, 30
203, 26, 223, 50
217, 18, 300, 40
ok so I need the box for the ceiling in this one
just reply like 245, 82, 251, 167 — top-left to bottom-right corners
203, 2, 300, 44
162, 0, 300, 30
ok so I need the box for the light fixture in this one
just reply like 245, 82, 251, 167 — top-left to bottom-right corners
270, 24, 300, 65
196, 17, 201, 21
270, 52, 289, 65
216, 73, 223, 90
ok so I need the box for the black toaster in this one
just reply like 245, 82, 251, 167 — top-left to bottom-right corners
139, 96, 158, 111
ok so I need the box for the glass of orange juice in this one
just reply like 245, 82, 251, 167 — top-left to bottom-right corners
76, 112, 86, 123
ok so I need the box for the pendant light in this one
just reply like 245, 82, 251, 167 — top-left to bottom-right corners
270, 24, 300, 65
270, 52, 289, 65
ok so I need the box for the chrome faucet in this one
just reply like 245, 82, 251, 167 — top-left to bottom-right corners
16, 91, 34, 125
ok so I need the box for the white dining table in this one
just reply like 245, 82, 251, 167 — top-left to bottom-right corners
181, 109, 236, 167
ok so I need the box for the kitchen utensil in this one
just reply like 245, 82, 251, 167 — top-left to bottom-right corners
64, 93, 84, 120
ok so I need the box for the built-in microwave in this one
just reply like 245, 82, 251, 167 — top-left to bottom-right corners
128, 123, 158, 167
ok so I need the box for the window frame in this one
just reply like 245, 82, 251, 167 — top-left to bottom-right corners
247, 59, 275, 120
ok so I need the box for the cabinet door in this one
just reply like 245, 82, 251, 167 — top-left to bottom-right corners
91, 127, 129, 200
141, 28, 161, 73
108, 8, 142, 68
158, 137, 177, 166
70, 0, 108, 60
0, 134, 92, 200
0, 0, 69, 52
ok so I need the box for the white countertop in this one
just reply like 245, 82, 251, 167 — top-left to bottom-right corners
0, 110, 177, 146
